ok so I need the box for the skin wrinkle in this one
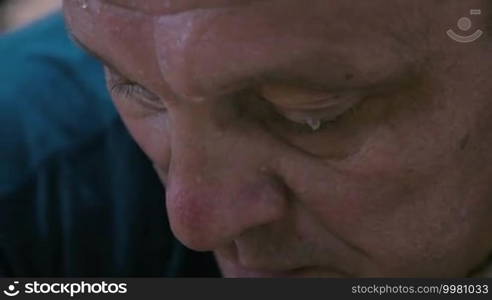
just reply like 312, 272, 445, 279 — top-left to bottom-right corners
151, 1, 419, 100
64, 0, 492, 277
233, 199, 369, 276
262, 142, 376, 268
153, 9, 213, 102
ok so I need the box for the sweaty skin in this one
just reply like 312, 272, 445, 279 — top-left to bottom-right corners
64, 0, 492, 277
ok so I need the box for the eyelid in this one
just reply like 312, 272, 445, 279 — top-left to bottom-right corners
260, 87, 361, 127
112, 83, 160, 101
260, 83, 346, 105
106, 68, 166, 111
254, 83, 370, 134
274, 101, 355, 132
110, 82, 166, 110
260, 83, 362, 110
278, 106, 347, 124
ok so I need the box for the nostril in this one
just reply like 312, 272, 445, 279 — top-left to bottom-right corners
166, 187, 223, 251
165, 176, 288, 251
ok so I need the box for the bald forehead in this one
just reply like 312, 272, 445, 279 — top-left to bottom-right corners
64, 0, 489, 100
64, 0, 434, 98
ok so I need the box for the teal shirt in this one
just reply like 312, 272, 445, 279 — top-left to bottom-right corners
0, 14, 219, 277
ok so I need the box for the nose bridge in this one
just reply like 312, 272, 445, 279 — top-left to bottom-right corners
165, 105, 287, 251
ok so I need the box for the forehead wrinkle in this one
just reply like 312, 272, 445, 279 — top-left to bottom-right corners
149, 2, 423, 100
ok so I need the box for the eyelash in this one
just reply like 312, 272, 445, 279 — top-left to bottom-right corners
256, 94, 360, 134
108, 69, 359, 133
111, 83, 134, 98
285, 112, 346, 133
110, 82, 166, 112
276, 108, 350, 134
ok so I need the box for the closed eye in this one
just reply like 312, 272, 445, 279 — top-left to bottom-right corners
106, 67, 166, 112
267, 97, 363, 134
256, 83, 364, 133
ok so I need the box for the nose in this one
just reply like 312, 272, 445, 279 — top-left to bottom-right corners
164, 105, 287, 251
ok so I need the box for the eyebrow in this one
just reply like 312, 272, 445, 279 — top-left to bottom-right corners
67, 30, 349, 95
68, 32, 130, 78
67, 28, 411, 99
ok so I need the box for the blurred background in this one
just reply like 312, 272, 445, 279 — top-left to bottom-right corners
1, 0, 61, 33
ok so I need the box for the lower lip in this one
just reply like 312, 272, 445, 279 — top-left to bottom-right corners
105, 0, 253, 15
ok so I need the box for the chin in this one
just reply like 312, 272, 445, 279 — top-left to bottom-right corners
217, 260, 349, 278
223, 268, 348, 278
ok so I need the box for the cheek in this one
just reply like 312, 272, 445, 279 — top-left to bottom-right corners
113, 100, 172, 169
282, 97, 481, 274
326, 131, 489, 275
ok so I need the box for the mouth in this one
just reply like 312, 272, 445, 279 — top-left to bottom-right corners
215, 252, 349, 278
103, 0, 264, 15
215, 243, 353, 278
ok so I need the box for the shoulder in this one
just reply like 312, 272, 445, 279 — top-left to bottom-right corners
0, 14, 173, 276
0, 13, 220, 277
0, 13, 117, 192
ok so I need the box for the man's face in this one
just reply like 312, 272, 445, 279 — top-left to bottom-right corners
64, 0, 492, 277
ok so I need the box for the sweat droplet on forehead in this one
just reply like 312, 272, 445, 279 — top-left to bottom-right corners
67, 0, 422, 105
